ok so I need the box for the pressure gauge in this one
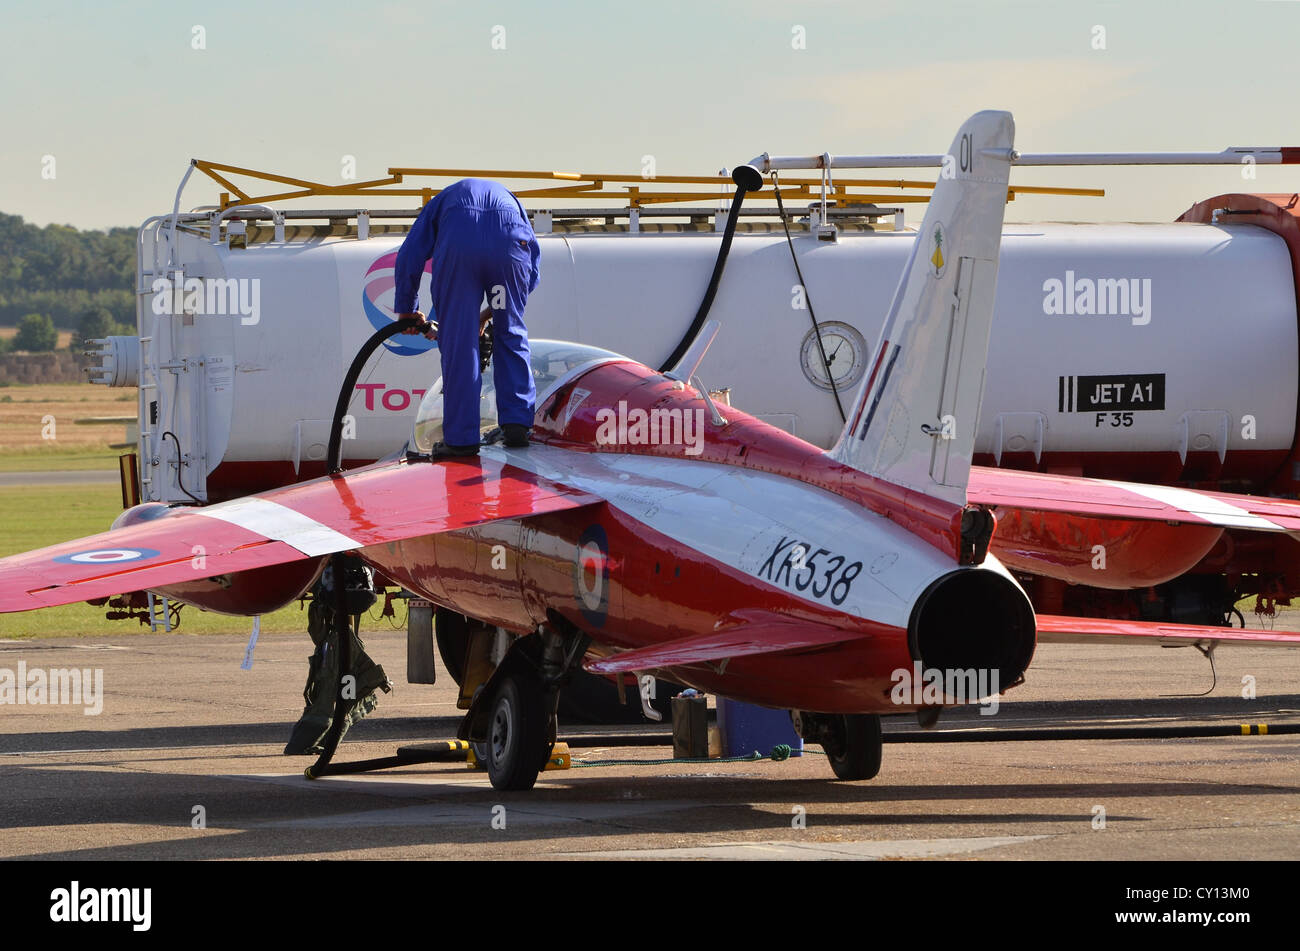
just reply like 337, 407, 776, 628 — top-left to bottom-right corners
800, 321, 867, 393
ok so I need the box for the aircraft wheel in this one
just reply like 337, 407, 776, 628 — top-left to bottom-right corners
473, 712, 549, 770
823, 713, 883, 781
484, 673, 552, 791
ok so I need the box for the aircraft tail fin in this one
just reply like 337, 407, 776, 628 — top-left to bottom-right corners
829, 111, 1015, 508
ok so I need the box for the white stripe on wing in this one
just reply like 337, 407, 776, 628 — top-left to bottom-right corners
1099, 481, 1282, 532
198, 497, 360, 556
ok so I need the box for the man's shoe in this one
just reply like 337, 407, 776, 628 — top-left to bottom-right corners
427, 441, 480, 460
502, 423, 531, 448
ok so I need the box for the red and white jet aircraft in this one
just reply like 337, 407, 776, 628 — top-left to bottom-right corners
4, 111, 1299, 790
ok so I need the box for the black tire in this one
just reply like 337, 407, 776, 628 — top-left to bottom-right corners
473, 691, 554, 771
485, 674, 552, 791
823, 713, 883, 781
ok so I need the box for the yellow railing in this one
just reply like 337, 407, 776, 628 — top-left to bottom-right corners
192, 160, 1103, 211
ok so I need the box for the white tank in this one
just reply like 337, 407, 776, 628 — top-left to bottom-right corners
110, 216, 1297, 502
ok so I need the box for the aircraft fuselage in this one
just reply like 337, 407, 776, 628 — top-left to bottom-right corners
362, 358, 1037, 714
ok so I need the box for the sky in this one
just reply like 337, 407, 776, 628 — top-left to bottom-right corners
1, 0, 1298, 230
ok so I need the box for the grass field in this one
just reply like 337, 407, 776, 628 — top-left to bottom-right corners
0, 382, 136, 471
0, 482, 408, 639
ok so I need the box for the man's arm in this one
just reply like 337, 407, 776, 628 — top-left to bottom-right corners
526, 236, 541, 294
511, 192, 542, 294
394, 193, 442, 316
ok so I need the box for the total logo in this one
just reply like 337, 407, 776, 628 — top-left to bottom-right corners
354, 382, 429, 413
362, 251, 437, 356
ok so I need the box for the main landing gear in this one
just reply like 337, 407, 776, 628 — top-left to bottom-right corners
480, 673, 555, 790
792, 710, 884, 781
437, 607, 677, 725
456, 620, 589, 791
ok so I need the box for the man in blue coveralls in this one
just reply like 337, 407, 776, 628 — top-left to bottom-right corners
393, 178, 540, 458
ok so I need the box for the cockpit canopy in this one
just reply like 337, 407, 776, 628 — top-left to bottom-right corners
411, 339, 624, 452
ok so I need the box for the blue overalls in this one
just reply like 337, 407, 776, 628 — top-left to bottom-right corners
394, 179, 540, 447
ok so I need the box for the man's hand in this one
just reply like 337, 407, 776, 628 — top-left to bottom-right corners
396, 312, 437, 340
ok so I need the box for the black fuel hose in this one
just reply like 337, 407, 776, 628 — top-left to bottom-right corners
309, 317, 426, 779
326, 317, 426, 474
658, 165, 764, 372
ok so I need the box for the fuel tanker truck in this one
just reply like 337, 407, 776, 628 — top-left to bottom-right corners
84, 159, 1300, 699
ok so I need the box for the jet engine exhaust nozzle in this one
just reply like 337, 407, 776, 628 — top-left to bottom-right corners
907, 568, 1036, 701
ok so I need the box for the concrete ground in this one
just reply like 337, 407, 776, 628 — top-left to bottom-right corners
0, 629, 1297, 860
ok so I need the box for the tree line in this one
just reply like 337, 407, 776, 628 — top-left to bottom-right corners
0, 212, 135, 353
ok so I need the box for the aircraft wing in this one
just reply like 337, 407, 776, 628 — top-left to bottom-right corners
0, 457, 600, 613
968, 467, 1300, 534
968, 467, 1300, 646
584, 612, 867, 674
1036, 615, 1300, 647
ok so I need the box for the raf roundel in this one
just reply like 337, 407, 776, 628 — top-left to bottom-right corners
573, 525, 610, 627
53, 548, 161, 565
